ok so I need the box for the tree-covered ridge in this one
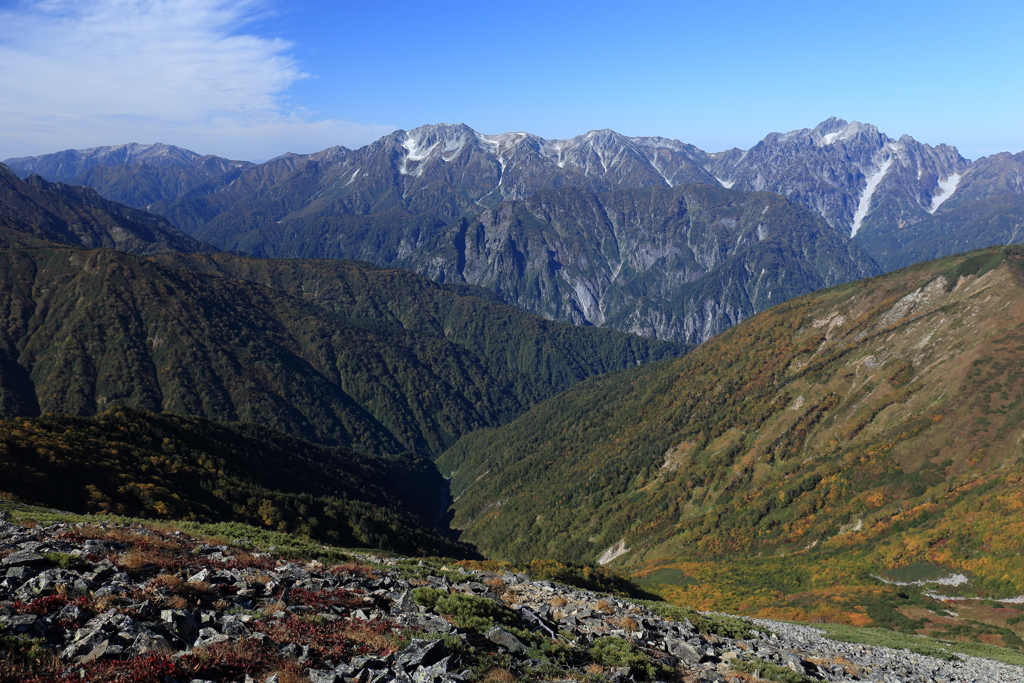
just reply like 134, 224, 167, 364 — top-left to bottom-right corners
0, 407, 469, 556
0, 164, 213, 255
0, 246, 683, 456
440, 246, 1024, 598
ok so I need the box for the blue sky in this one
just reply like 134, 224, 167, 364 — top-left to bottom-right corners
1, 0, 1021, 161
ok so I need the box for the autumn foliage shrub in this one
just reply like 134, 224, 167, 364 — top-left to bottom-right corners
13, 595, 89, 617
258, 615, 399, 661
288, 587, 365, 611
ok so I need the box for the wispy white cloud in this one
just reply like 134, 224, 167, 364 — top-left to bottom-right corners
0, 0, 394, 160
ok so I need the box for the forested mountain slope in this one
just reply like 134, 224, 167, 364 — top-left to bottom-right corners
440, 246, 1024, 602
0, 247, 682, 455
0, 164, 213, 254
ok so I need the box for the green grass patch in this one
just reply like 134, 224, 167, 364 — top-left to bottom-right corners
589, 636, 670, 681
815, 622, 1024, 666
880, 563, 963, 584
940, 640, 1024, 667
42, 551, 88, 570
410, 588, 516, 634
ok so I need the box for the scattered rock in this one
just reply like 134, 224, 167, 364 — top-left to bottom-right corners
1, 519, 1022, 683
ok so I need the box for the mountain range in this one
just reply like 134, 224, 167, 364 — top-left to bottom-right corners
7, 119, 1022, 343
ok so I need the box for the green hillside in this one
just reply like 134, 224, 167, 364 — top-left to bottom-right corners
440, 245, 1024, 626
0, 407, 467, 557
0, 247, 682, 455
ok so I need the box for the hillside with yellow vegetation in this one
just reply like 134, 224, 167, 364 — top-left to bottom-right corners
441, 246, 1024, 640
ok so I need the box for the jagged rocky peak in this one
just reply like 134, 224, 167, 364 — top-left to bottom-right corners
306, 145, 351, 163
551, 128, 643, 159
546, 129, 643, 173
630, 135, 701, 153
809, 117, 887, 148
402, 123, 482, 160
709, 117, 972, 238
478, 130, 544, 155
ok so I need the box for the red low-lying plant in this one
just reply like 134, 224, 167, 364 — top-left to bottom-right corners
179, 638, 292, 681
257, 615, 401, 663
329, 563, 378, 578
71, 653, 180, 683
288, 587, 366, 611
111, 545, 275, 577
60, 639, 300, 683
13, 594, 90, 616
218, 551, 276, 572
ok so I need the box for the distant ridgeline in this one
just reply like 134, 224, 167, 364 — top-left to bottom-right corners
440, 246, 1024, 608
8, 122, 1024, 343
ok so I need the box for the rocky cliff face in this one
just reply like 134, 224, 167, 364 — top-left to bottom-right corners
195, 182, 878, 344
395, 184, 878, 343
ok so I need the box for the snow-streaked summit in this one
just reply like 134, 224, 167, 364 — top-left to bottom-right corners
709, 118, 972, 238
383, 123, 717, 200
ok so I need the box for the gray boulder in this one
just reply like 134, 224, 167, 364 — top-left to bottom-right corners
396, 638, 449, 671
486, 626, 526, 653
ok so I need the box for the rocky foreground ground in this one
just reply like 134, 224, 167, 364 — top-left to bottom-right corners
1, 514, 1020, 683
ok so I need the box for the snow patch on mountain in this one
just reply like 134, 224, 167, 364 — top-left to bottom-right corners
819, 132, 842, 146
541, 140, 568, 168
650, 161, 674, 187
717, 178, 735, 189
399, 134, 436, 176
851, 155, 895, 237
927, 173, 963, 213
